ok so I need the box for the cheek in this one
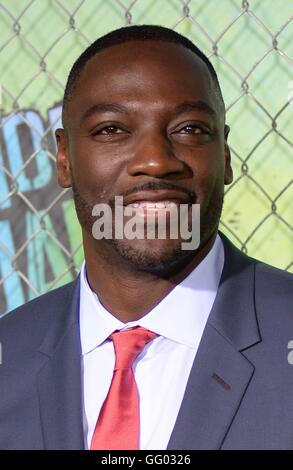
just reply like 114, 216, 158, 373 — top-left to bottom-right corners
181, 147, 224, 218
69, 140, 124, 199
187, 144, 225, 198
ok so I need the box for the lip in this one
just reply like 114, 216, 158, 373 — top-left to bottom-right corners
123, 190, 190, 206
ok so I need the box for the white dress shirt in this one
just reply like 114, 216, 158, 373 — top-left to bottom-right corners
79, 235, 224, 450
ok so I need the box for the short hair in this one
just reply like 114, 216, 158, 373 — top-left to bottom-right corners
62, 24, 224, 126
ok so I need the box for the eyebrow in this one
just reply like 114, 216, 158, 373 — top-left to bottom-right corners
172, 100, 216, 118
81, 103, 129, 124
80, 99, 216, 125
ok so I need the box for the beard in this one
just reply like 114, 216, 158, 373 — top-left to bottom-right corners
71, 179, 224, 275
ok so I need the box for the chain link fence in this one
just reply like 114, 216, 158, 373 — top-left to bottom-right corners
0, 0, 292, 315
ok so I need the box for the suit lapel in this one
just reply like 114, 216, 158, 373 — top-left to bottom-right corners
167, 323, 255, 449
168, 233, 261, 449
36, 278, 84, 450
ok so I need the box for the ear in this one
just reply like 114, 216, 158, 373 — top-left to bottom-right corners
55, 128, 72, 188
223, 124, 233, 185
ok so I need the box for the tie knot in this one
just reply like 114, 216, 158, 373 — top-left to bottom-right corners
110, 326, 157, 370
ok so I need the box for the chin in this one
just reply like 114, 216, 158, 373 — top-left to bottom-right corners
108, 238, 195, 275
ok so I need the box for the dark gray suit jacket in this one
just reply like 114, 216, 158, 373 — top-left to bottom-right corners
0, 233, 292, 450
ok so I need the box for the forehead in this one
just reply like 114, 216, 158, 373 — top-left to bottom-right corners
68, 41, 217, 122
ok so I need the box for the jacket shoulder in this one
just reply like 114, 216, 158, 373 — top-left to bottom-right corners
253, 261, 293, 329
0, 280, 78, 340
255, 260, 293, 294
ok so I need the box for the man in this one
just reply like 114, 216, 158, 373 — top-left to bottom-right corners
0, 25, 292, 450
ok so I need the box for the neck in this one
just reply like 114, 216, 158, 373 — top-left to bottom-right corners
82, 231, 218, 323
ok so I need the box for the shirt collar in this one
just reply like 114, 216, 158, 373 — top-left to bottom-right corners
79, 234, 224, 355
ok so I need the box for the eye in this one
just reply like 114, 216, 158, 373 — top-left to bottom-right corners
93, 125, 124, 135
170, 122, 214, 145
176, 124, 209, 134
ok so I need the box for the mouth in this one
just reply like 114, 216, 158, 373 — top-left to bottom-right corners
122, 190, 191, 211
126, 201, 178, 211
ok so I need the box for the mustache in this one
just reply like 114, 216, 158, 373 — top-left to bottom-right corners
109, 181, 197, 208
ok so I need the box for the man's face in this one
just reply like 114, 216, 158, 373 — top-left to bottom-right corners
56, 40, 233, 273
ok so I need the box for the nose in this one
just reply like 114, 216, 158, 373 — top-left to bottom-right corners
126, 130, 186, 178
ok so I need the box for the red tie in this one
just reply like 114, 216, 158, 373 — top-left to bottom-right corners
90, 326, 157, 450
